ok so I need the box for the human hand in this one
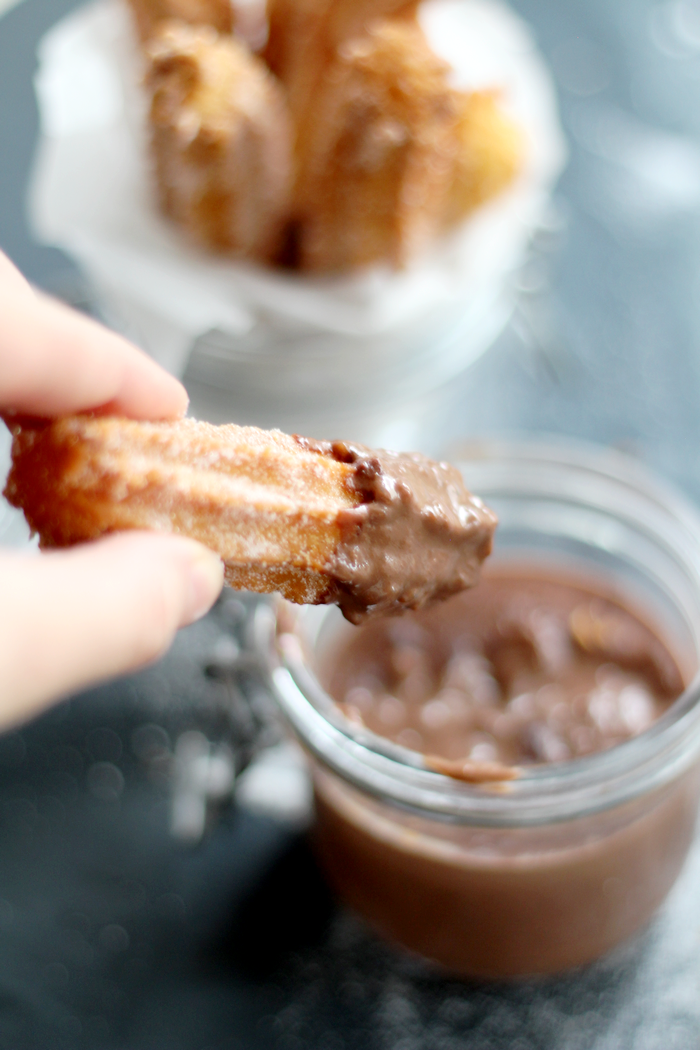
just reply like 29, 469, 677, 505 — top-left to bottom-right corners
0, 251, 224, 729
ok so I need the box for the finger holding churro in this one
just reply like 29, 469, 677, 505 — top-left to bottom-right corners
4, 416, 497, 624
0, 252, 224, 726
146, 21, 292, 260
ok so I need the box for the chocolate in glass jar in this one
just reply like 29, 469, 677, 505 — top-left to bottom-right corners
324, 569, 684, 776
265, 443, 700, 978
308, 570, 694, 978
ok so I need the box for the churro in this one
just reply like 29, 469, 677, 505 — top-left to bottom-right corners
130, 0, 523, 270
125, 0, 234, 44
4, 416, 496, 623
265, 0, 418, 124
295, 20, 460, 271
445, 90, 523, 228
146, 22, 292, 260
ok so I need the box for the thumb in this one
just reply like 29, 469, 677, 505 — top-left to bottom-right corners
0, 532, 224, 729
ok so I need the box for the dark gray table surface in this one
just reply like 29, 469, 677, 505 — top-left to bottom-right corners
3, 0, 700, 1047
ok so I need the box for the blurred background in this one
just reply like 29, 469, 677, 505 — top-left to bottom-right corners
2, 0, 700, 1047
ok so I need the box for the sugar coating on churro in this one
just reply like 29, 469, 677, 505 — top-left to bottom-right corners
127, 0, 524, 271
445, 90, 523, 229
4, 416, 497, 622
125, 0, 234, 44
146, 22, 292, 261
295, 20, 461, 271
265, 0, 418, 124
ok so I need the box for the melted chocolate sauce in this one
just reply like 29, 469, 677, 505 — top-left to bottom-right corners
324, 568, 685, 767
295, 437, 497, 624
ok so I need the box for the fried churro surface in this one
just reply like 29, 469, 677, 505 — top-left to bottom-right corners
265, 0, 418, 125
126, 0, 233, 44
445, 90, 523, 228
296, 20, 460, 271
146, 22, 292, 260
4, 417, 496, 623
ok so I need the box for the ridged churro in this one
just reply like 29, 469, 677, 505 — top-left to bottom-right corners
129, 0, 523, 271
4, 416, 497, 623
265, 0, 418, 124
146, 22, 292, 260
295, 20, 460, 271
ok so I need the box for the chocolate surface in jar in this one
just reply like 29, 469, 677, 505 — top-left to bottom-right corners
323, 568, 685, 775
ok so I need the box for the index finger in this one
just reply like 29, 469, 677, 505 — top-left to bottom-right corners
0, 251, 188, 420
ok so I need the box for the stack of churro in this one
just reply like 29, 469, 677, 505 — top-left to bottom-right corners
4, 416, 497, 622
126, 0, 523, 270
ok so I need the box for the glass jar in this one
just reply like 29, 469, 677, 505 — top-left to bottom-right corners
255, 440, 700, 979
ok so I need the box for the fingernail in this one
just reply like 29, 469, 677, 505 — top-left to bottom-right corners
181, 545, 224, 626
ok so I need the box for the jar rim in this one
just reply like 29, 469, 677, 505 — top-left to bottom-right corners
257, 438, 700, 827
